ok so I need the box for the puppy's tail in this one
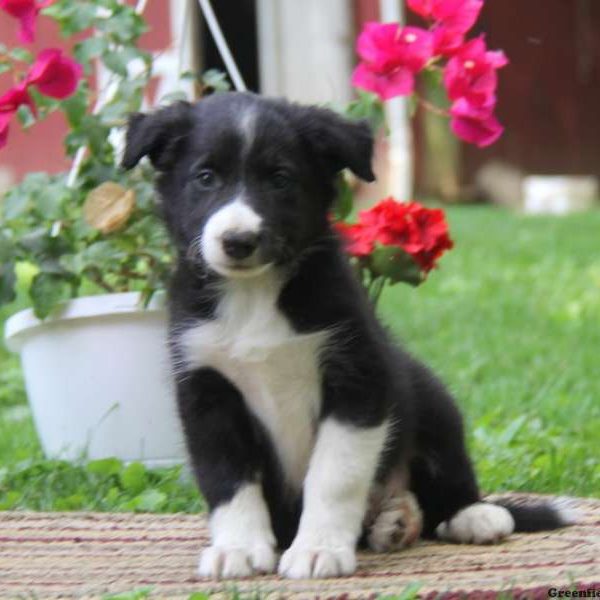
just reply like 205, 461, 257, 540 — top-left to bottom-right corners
492, 496, 578, 532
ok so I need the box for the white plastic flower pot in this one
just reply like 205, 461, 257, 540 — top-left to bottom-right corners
4, 292, 186, 468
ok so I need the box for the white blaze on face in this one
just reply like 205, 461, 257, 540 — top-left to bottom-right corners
239, 107, 257, 153
201, 198, 263, 277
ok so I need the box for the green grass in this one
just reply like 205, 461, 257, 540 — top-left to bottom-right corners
0, 206, 598, 513
380, 206, 600, 496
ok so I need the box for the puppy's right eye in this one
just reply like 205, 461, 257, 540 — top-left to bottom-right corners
195, 168, 218, 189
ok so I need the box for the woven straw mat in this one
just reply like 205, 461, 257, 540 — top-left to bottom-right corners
1, 493, 599, 599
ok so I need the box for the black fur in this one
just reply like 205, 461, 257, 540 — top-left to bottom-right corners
123, 92, 570, 550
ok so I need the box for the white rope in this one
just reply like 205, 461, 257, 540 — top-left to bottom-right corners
134, 0, 149, 13
379, 0, 413, 200
196, 0, 247, 92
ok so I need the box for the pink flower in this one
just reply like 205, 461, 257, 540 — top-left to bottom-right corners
0, 82, 36, 114
450, 97, 503, 147
431, 0, 484, 33
0, 112, 11, 149
0, 0, 54, 44
408, 0, 484, 56
352, 63, 415, 100
443, 36, 508, 107
26, 48, 83, 99
352, 22, 434, 100
408, 0, 483, 33
0, 82, 36, 149
407, 0, 434, 18
432, 25, 466, 56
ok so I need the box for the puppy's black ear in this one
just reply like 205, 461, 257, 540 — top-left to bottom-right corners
121, 101, 193, 171
293, 106, 376, 182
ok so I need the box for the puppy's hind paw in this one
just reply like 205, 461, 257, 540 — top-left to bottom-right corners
436, 502, 515, 544
198, 543, 277, 579
367, 490, 423, 552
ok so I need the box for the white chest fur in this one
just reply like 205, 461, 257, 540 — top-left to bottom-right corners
179, 272, 326, 489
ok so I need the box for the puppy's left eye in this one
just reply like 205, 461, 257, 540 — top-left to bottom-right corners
271, 170, 294, 190
195, 168, 219, 189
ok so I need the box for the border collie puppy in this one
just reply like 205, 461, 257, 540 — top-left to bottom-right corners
122, 92, 572, 580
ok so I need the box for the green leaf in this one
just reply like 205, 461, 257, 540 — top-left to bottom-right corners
0, 261, 17, 306
383, 583, 422, 600
0, 62, 11, 75
29, 272, 74, 318
9, 48, 33, 63
96, 7, 147, 44
2, 189, 29, 220
187, 594, 210, 600
16, 104, 36, 128
101, 588, 153, 600
28, 87, 61, 114
346, 90, 385, 132
0, 491, 21, 510
87, 457, 123, 477
61, 84, 89, 128
19, 228, 50, 254
0, 230, 15, 262
102, 50, 129, 76
179, 70, 199, 82
333, 176, 354, 221
40, 2, 70, 19
201, 68, 231, 92
159, 91, 189, 105
134, 489, 167, 512
75, 241, 127, 273
99, 78, 146, 123
47, 3, 98, 36
119, 462, 146, 494
499, 415, 528, 446
64, 114, 111, 157
370, 245, 424, 286
37, 183, 73, 219
74, 37, 109, 65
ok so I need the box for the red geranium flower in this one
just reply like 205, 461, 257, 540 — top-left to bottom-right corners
335, 198, 454, 273
334, 222, 376, 256
0, 0, 54, 44
352, 22, 434, 100
26, 48, 83, 99
402, 202, 454, 271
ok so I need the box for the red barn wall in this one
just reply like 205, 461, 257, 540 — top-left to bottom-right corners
463, 0, 600, 181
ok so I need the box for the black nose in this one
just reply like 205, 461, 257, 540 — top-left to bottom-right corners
222, 230, 260, 260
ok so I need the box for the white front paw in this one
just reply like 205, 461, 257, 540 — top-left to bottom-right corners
436, 502, 515, 544
198, 543, 276, 579
278, 544, 356, 579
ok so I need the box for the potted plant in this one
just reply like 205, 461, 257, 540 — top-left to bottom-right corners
0, 0, 212, 466
1, 0, 506, 465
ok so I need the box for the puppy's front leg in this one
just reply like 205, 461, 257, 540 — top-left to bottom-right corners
177, 369, 276, 579
279, 418, 388, 578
